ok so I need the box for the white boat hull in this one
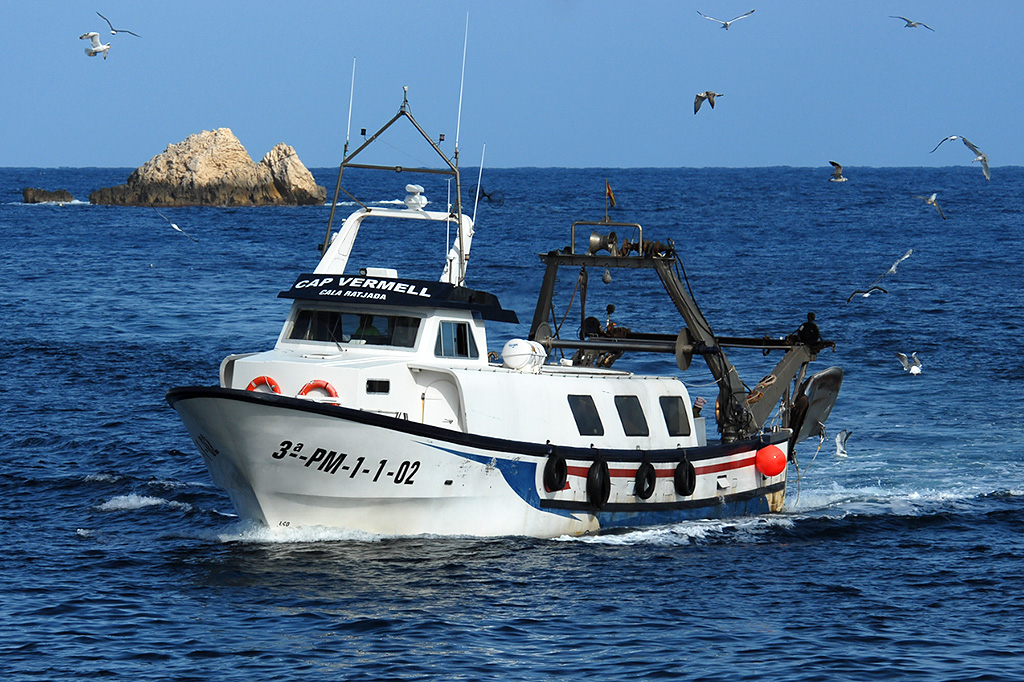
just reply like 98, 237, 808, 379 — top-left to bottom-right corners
168, 387, 789, 538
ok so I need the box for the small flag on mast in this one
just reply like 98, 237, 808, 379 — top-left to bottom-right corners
605, 180, 616, 208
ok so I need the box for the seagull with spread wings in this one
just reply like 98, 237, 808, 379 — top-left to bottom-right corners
914, 193, 946, 220
79, 32, 111, 59
154, 209, 199, 242
876, 249, 913, 283
97, 12, 140, 37
694, 91, 722, 114
930, 136, 990, 180
697, 9, 755, 30
829, 161, 847, 182
896, 352, 923, 375
890, 16, 935, 31
846, 286, 888, 303
835, 430, 852, 457
846, 249, 913, 302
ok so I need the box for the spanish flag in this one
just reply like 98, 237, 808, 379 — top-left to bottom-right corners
605, 180, 616, 208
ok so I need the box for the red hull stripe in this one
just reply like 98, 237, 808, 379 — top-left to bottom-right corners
567, 455, 757, 480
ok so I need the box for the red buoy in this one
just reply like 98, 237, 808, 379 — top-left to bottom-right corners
755, 444, 787, 477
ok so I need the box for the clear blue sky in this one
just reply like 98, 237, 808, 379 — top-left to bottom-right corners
3, 1, 1020, 168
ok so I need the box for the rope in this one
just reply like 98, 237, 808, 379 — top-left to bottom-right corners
554, 267, 584, 337
791, 432, 824, 507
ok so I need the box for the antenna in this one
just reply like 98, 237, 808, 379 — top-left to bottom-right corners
345, 58, 356, 148
455, 12, 469, 155
322, 57, 357, 254
472, 143, 486, 223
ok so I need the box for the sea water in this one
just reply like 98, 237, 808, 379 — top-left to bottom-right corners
1, 166, 1022, 680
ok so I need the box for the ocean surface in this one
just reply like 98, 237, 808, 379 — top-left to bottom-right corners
2, 165, 1022, 680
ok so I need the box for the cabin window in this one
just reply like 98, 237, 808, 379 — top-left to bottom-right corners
434, 321, 479, 359
614, 395, 649, 437
659, 396, 692, 437
366, 379, 390, 394
568, 395, 604, 436
287, 308, 420, 348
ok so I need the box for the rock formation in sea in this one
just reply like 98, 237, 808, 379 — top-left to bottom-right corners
23, 188, 74, 203
88, 128, 326, 207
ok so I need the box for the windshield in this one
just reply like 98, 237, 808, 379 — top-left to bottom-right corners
287, 308, 421, 348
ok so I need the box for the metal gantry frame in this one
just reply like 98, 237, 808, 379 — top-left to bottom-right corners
528, 225, 832, 443
321, 91, 469, 285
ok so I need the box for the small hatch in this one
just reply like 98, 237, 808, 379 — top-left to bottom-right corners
366, 379, 390, 394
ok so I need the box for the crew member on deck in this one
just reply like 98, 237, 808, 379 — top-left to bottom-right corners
795, 312, 821, 345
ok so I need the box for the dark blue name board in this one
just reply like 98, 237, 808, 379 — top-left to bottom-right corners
278, 274, 519, 324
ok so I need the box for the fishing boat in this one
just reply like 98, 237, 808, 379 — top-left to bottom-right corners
166, 94, 842, 538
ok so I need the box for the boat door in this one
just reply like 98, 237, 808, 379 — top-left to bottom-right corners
418, 375, 464, 430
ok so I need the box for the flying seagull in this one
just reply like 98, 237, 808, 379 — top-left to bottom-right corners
877, 248, 913, 282
890, 16, 934, 31
846, 286, 888, 303
835, 430, 852, 457
694, 91, 722, 114
930, 135, 990, 180
913, 193, 946, 220
896, 352, 923, 375
846, 249, 913, 302
963, 138, 991, 181
829, 161, 847, 182
154, 208, 199, 242
696, 9, 755, 30
79, 32, 111, 59
97, 12, 140, 37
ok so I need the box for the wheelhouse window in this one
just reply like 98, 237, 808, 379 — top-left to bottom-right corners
434, 321, 479, 359
659, 396, 692, 437
568, 395, 604, 436
614, 395, 649, 437
287, 308, 420, 348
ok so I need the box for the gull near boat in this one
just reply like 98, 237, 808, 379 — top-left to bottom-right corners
167, 95, 842, 538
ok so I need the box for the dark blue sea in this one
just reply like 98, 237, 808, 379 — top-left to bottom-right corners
2, 165, 1022, 680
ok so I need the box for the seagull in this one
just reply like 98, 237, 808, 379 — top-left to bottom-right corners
913, 193, 946, 220
890, 16, 935, 31
694, 91, 722, 114
829, 161, 847, 182
963, 138, 991, 181
154, 208, 199, 242
697, 9, 755, 30
79, 32, 111, 59
846, 286, 888, 303
876, 248, 913, 282
846, 250, 912, 302
930, 136, 990, 180
896, 352, 923, 375
97, 12, 140, 37
835, 430, 852, 457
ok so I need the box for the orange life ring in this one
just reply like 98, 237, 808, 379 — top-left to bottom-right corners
298, 379, 339, 398
246, 375, 281, 393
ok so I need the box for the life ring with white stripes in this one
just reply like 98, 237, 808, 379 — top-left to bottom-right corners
246, 375, 281, 393
298, 379, 339, 398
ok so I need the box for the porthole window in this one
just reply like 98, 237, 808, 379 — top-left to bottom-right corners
659, 395, 692, 437
614, 395, 649, 436
568, 395, 604, 436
